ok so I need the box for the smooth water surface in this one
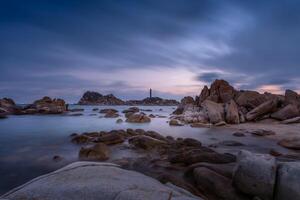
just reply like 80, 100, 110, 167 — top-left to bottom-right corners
0, 105, 290, 194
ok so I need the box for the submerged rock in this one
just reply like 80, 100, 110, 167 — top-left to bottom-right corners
125, 113, 151, 123
116, 118, 123, 123
128, 135, 167, 150
78, 91, 124, 105
249, 129, 276, 137
79, 143, 109, 161
169, 119, 183, 126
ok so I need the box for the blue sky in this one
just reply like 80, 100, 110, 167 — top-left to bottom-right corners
1, 0, 300, 103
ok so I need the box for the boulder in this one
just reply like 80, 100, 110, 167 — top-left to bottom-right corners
233, 150, 276, 200
99, 108, 118, 114
79, 143, 109, 161
71, 135, 91, 144
274, 162, 300, 200
169, 119, 183, 126
193, 167, 247, 200
128, 135, 167, 150
94, 133, 125, 145
201, 100, 224, 124
225, 100, 240, 124
0, 162, 200, 200
125, 113, 151, 123
284, 89, 300, 107
278, 137, 300, 150
281, 116, 300, 124
249, 129, 276, 137
197, 85, 210, 105
116, 118, 123, 123
122, 107, 139, 114
0, 98, 19, 114
235, 91, 268, 110
271, 104, 299, 120
246, 99, 278, 121
28, 96, 67, 114
104, 111, 119, 118
180, 96, 195, 105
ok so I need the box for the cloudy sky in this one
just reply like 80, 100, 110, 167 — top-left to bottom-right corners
1, 0, 300, 103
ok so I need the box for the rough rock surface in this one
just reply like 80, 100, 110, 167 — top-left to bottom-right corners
246, 99, 278, 121
125, 113, 151, 123
128, 135, 167, 150
225, 99, 240, 124
201, 100, 224, 124
271, 104, 299, 120
78, 91, 124, 105
235, 91, 268, 110
233, 150, 276, 200
281, 116, 300, 124
169, 119, 183, 126
274, 162, 300, 200
0, 98, 19, 114
1, 162, 200, 200
79, 143, 109, 161
278, 137, 300, 150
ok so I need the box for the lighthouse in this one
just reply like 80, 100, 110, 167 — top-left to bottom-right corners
149, 88, 152, 99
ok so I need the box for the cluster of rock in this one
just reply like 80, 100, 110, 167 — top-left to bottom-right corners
78, 91, 179, 106
126, 97, 179, 106
69, 129, 300, 200
0, 96, 67, 116
173, 79, 300, 125
78, 91, 124, 105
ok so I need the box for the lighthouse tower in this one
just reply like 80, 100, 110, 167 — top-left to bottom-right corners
149, 88, 152, 99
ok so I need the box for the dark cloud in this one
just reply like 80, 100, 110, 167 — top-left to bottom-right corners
0, 0, 300, 102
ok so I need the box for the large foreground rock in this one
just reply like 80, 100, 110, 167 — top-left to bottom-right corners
1, 162, 200, 200
246, 99, 278, 121
274, 162, 300, 200
225, 99, 240, 124
233, 150, 276, 200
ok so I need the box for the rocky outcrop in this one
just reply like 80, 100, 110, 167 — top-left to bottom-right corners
235, 91, 269, 111
78, 91, 124, 105
225, 99, 240, 124
126, 97, 179, 106
285, 89, 300, 107
20, 96, 67, 114
125, 113, 151, 123
271, 104, 300, 120
173, 96, 195, 115
201, 100, 224, 124
1, 162, 200, 200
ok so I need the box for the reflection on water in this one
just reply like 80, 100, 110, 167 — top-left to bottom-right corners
0, 105, 291, 194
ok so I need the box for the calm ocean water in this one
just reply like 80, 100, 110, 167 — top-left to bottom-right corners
0, 105, 287, 194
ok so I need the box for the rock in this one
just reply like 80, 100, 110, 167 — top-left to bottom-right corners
201, 100, 224, 124
181, 138, 202, 147
122, 107, 139, 114
278, 137, 300, 150
26, 96, 67, 114
250, 129, 275, 136
128, 135, 167, 150
205, 79, 236, 103
246, 99, 279, 121
193, 167, 247, 200
92, 108, 99, 111
181, 96, 195, 105
104, 111, 119, 118
79, 143, 109, 161
116, 118, 123, 123
284, 89, 300, 107
69, 113, 83, 116
144, 131, 167, 142
71, 135, 91, 144
99, 108, 118, 114
172, 105, 184, 115
274, 162, 300, 200
235, 91, 268, 110
214, 121, 227, 126
190, 122, 212, 128
271, 104, 299, 120
233, 150, 276, 200
1, 162, 200, 200
125, 113, 151, 123
94, 133, 125, 145
0, 98, 20, 114
148, 114, 155, 118
233, 132, 245, 137
78, 91, 124, 105
281, 116, 300, 124
169, 119, 183, 126
225, 100, 240, 124
197, 85, 210, 105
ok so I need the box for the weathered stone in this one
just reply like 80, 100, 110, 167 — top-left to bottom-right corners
78, 91, 124, 105
71, 135, 91, 144
235, 91, 268, 110
274, 162, 300, 200
128, 135, 167, 150
249, 129, 276, 137
285, 89, 300, 107
125, 113, 151, 123
206, 79, 236, 103
271, 104, 299, 120
94, 133, 125, 145
193, 167, 247, 200
225, 100, 240, 124
1, 162, 200, 200
281, 116, 300, 124
246, 99, 278, 121
201, 100, 224, 124
233, 150, 276, 200
278, 137, 300, 150
79, 143, 109, 161
169, 119, 183, 126
116, 118, 123, 123
197, 85, 210, 105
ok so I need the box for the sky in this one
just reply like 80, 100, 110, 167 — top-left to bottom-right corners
1, 0, 300, 103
